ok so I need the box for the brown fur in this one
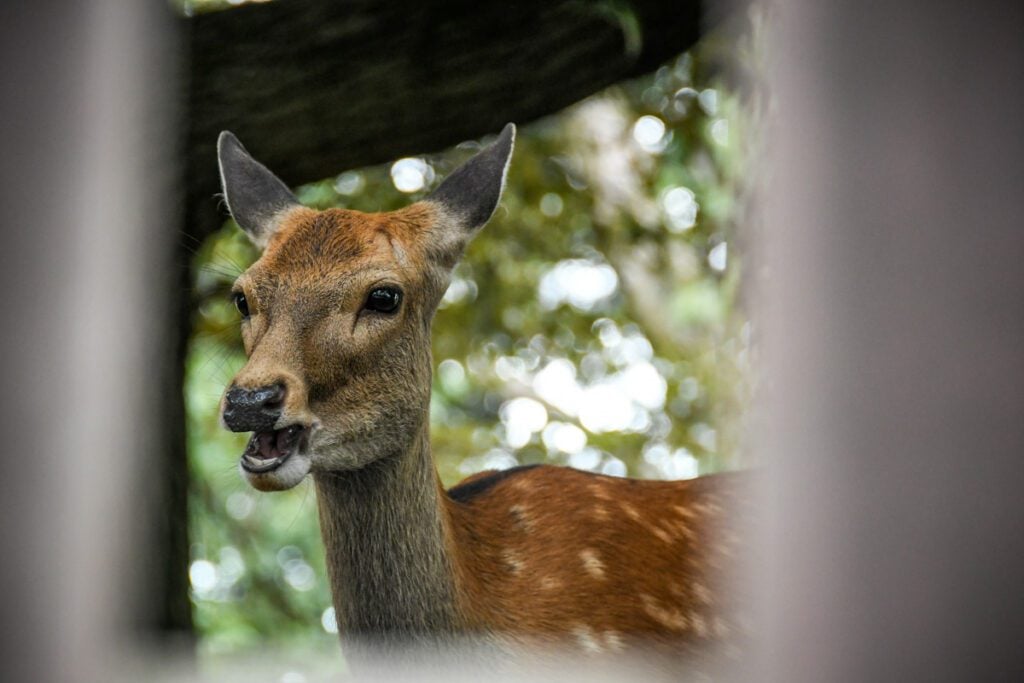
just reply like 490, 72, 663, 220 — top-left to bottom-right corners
445, 467, 746, 653
225, 201, 746, 663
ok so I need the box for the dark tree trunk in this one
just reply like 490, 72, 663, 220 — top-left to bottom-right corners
183, 0, 715, 241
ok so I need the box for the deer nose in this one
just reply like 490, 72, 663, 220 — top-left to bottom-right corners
222, 383, 286, 432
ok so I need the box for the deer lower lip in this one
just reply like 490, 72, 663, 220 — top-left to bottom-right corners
241, 424, 307, 473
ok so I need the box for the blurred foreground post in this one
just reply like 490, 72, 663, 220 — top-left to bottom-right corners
758, 2, 1024, 681
4, 0, 1023, 680
0, 2, 179, 682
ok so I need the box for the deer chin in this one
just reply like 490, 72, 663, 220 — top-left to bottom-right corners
239, 424, 312, 491
305, 422, 414, 473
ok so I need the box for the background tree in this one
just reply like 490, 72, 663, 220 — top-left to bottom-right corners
175, 0, 758, 669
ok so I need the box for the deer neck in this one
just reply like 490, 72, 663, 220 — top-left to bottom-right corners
312, 426, 463, 647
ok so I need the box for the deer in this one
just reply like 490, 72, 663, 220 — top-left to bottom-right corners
215, 124, 747, 668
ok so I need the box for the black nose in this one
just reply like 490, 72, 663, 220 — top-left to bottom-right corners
222, 383, 285, 432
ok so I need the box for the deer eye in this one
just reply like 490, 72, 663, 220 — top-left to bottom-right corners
233, 291, 250, 318
364, 287, 402, 314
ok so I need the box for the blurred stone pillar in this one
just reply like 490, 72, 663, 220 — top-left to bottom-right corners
0, 2, 179, 682
756, 2, 1024, 681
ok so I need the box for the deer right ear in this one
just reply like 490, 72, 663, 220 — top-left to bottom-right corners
424, 124, 515, 262
217, 131, 300, 248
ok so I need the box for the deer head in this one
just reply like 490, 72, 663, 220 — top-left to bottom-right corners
216, 126, 515, 492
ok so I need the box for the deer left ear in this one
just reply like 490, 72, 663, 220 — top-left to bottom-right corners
427, 123, 515, 237
217, 131, 300, 248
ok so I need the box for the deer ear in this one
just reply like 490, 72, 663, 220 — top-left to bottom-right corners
427, 123, 515, 235
217, 131, 300, 247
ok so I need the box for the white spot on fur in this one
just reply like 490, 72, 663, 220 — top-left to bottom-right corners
603, 630, 625, 652
640, 593, 688, 631
508, 477, 531, 493
620, 502, 642, 521
580, 549, 606, 579
666, 518, 695, 541
540, 576, 562, 591
572, 624, 603, 653
651, 525, 674, 543
692, 500, 723, 516
509, 504, 533, 531
692, 582, 714, 606
593, 505, 610, 521
672, 504, 696, 519
502, 549, 525, 574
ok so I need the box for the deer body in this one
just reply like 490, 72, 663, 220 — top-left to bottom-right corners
215, 125, 743, 660
316, 447, 740, 652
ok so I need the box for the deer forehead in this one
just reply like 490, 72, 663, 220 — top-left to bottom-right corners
253, 204, 438, 284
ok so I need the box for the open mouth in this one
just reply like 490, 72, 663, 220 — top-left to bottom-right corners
241, 424, 308, 473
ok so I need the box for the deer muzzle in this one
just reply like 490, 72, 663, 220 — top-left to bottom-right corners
222, 383, 285, 433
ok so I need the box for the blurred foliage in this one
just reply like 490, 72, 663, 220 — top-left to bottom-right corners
185, 28, 759, 661
177, 0, 273, 16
